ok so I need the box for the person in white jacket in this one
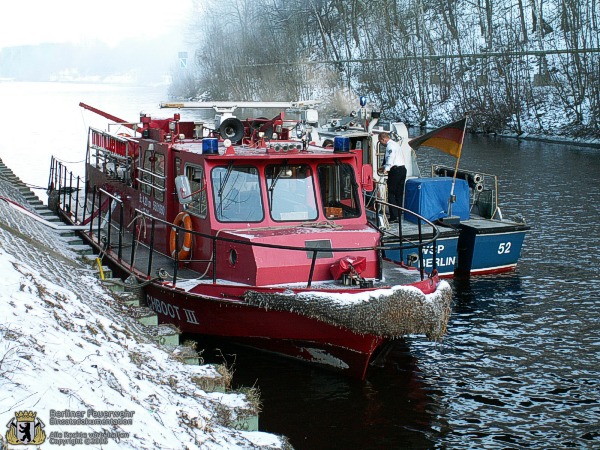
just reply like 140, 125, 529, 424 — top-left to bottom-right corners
378, 132, 407, 222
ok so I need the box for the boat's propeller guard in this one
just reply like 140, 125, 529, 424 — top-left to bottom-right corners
330, 256, 371, 287
169, 212, 193, 260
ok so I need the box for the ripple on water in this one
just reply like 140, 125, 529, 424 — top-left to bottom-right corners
407, 261, 600, 448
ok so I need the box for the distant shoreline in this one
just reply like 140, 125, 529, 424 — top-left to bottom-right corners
407, 124, 600, 149
494, 132, 600, 149
2, 79, 598, 148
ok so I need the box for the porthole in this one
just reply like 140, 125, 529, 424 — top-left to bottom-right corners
229, 249, 238, 266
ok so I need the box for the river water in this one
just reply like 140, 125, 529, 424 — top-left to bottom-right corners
1, 82, 598, 449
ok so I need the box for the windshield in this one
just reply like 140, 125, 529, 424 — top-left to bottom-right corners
184, 164, 207, 218
266, 164, 318, 221
211, 166, 263, 222
317, 163, 361, 219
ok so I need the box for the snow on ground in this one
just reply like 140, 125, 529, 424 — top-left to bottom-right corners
0, 187, 288, 448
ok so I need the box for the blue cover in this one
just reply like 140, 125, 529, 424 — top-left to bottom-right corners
404, 177, 470, 223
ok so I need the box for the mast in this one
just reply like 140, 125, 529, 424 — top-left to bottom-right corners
79, 102, 143, 134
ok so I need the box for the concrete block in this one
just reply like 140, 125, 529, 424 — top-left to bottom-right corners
232, 415, 259, 432
132, 307, 158, 326
151, 324, 181, 346
69, 244, 94, 255
102, 278, 126, 293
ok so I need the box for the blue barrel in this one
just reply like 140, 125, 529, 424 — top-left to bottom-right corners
333, 136, 350, 153
202, 138, 219, 154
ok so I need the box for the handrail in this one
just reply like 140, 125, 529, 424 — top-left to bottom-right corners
135, 176, 166, 192
136, 166, 165, 178
432, 163, 501, 220
97, 188, 125, 256
98, 188, 124, 204
49, 156, 442, 287
131, 206, 439, 256
136, 165, 166, 193
373, 198, 439, 277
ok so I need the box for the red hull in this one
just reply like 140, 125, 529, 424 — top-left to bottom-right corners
143, 283, 386, 379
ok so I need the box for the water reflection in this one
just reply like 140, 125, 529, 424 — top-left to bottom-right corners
453, 273, 525, 310
409, 266, 600, 449
199, 339, 438, 450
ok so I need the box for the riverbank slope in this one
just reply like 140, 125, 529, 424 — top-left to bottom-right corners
0, 159, 289, 449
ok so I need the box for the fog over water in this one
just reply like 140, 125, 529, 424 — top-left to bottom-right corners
0, 0, 192, 48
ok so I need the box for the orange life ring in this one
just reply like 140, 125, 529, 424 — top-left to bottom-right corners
169, 212, 193, 260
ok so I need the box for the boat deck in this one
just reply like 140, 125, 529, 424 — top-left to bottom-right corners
88, 213, 426, 291
379, 217, 461, 243
459, 217, 530, 234
378, 215, 528, 242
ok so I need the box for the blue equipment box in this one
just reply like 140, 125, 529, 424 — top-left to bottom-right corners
404, 177, 470, 223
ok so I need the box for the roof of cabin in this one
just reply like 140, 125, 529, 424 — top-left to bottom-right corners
171, 141, 358, 160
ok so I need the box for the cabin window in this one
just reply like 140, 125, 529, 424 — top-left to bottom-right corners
139, 149, 165, 201
184, 164, 207, 218
266, 164, 317, 222
317, 163, 361, 219
175, 157, 183, 176
141, 150, 153, 195
154, 153, 165, 202
211, 165, 263, 222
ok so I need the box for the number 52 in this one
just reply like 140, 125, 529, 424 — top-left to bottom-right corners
498, 242, 512, 254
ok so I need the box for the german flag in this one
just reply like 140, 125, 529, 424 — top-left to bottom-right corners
408, 117, 468, 158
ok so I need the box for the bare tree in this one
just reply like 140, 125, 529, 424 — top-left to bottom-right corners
171, 0, 599, 136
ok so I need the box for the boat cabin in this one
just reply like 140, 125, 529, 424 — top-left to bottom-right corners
85, 112, 380, 286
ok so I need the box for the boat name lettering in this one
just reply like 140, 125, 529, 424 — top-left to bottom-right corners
498, 242, 512, 254
138, 193, 165, 217
147, 295, 181, 320
139, 193, 152, 209
423, 256, 456, 268
152, 201, 165, 216
147, 295, 199, 324
183, 309, 199, 324
422, 244, 445, 255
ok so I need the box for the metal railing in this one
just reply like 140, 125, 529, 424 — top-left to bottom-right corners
432, 164, 501, 219
49, 156, 441, 288
373, 198, 439, 276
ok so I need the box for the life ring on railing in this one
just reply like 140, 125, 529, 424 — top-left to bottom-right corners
169, 212, 193, 260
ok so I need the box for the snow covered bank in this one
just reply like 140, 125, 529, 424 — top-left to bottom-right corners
0, 183, 289, 448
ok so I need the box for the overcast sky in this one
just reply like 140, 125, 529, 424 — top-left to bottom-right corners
0, 0, 194, 49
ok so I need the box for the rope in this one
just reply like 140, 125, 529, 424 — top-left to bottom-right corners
126, 213, 145, 231
101, 276, 161, 289
23, 183, 48, 190
52, 156, 85, 164
155, 267, 205, 282
299, 219, 342, 229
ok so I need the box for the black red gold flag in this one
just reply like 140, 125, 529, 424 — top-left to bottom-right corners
408, 117, 468, 158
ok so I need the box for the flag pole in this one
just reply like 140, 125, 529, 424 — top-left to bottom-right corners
447, 116, 468, 217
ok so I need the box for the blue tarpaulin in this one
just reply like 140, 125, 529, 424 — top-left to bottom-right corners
404, 177, 470, 223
